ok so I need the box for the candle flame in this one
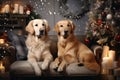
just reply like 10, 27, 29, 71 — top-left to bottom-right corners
0, 62, 3, 67
0, 39, 5, 44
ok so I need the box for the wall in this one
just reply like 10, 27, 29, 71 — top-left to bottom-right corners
0, 0, 93, 35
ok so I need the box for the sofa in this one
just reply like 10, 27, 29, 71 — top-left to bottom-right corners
7, 31, 103, 80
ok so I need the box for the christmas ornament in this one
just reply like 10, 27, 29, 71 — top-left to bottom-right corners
97, 14, 102, 25
84, 38, 90, 44
97, 19, 102, 25
111, 20, 116, 26
106, 14, 112, 20
26, 10, 31, 15
115, 34, 120, 41
93, 31, 97, 36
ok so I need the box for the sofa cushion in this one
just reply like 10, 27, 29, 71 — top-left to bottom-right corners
66, 63, 99, 76
10, 61, 43, 77
7, 31, 28, 60
49, 62, 99, 76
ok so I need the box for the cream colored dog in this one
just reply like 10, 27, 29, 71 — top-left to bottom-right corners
25, 19, 53, 76
52, 20, 100, 73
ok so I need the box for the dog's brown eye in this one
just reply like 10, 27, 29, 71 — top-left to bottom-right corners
60, 25, 63, 27
42, 23, 45, 26
35, 24, 38, 26
67, 24, 70, 27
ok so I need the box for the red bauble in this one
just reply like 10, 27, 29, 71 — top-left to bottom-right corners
115, 34, 120, 41
97, 19, 102, 25
85, 38, 90, 44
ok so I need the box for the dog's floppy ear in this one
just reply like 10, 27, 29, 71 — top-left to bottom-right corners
54, 23, 59, 33
68, 20, 75, 31
26, 20, 34, 34
43, 19, 50, 32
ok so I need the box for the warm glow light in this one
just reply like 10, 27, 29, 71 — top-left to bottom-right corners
102, 46, 109, 58
0, 39, 5, 44
102, 49, 116, 74
109, 50, 115, 61
0, 62, 5, 73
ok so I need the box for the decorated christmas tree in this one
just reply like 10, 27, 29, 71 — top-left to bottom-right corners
85, 0, 120, 55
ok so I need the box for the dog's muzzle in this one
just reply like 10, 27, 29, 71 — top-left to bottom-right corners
63, 30, 69, 39
37, 30, 45, 38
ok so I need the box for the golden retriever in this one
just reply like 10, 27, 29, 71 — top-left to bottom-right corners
52, 20, 100, 73
25, 19, 53, 76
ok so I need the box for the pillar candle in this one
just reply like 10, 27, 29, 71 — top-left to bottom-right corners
1, 7, 5, 13
102, 57, 110, 68
109, 50, 116, 68
102, 57, 113, 69
13, 4, 19, 13
5, 4, 10, 13
19, 5, 24, 14
102, 46, 109, 58
109, 50, 115, 61
102, 57, 110, 74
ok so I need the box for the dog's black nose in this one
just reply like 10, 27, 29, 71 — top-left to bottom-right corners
64, 31, 68, 35
40, 30, 44, 35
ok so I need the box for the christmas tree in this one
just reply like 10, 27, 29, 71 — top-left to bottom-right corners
85, 0, 120, 56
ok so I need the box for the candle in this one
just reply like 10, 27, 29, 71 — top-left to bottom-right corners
103, 57, 113, 68
19, 5, 24, 14
102, 46, 109, 58
13, 4, 19, 13
102, 57, 110, 68
0, 62, 5, 73
4, 4, 10, 13
108, 50, 116, 68
102, 57, 111, 74
109, 50, 115, 61
0, 39, 4, 44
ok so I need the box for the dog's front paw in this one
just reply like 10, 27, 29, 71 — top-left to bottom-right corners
35, 69, 42, 76
57, 66, 64, 72
52, 61, 59, 70
41, 62, 48, 70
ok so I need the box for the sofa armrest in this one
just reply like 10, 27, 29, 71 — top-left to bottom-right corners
2, 44, 16, 71
91, 45, 103, 64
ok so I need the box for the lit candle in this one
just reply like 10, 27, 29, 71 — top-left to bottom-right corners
5, 4, 10, 13
102, 46, 109, 58
0, 39, 4, 44
109, 50, 115, 61
102, 57, 110, 74
109, 50, 116, 68
0, 62, 5, 73
19, 5, 24, 14
13, 4, 19, 13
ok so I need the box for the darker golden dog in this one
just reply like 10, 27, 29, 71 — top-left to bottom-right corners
52, 20, 100, 73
